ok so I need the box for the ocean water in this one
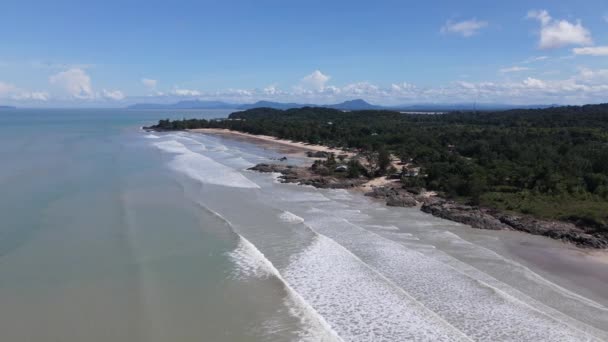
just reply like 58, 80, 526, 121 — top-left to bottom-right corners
0, 108, 607, 341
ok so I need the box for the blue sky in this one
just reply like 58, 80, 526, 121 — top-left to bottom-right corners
1, 0, 608, 107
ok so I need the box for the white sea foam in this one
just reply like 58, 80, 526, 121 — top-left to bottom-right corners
169, 152, 260, 188
326, 189, 353, 200
152, 140, 191, 154
144, 134, 160, 139
284, 234, 471, 341
153, 140, 259, 188
299, 213, 603, 341
279, 211, 305, 224
365, 224, 400, 231
227, 235, 342, 342
280, 192, 330, 202
228, 236, 274, 280
175, 136, 207, 150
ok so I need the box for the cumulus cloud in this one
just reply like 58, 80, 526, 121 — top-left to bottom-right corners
49, 68, 94, 99
301, 70, 330, 90
573, 46, 608, 56
522, 77, 546, 88
101, 89, 125, 101
141, 78, 157, 89
0, 81, 49, 101
527, 10, 592, 49
171, 88, 201, 97
262, 84, 283, 96
440, 19, 488, 37
500, 66, 531, 73
0, 81, 17, 96
12, 91, 50, 101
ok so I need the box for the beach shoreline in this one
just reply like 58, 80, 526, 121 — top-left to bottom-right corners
188, 128, 353, 157
189, 128, 401, 189
188, 128, 608, 255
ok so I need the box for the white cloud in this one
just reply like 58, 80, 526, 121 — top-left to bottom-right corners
573, 46, 608, 56
12, 91, 50, 101
522, 77, 546, 88
0, 81, 49, 101
527, 10, 592, 49
576, 67, 608, 83
49, 68, 94, 99
141, 78, 157, 89
342, 82, 382, 96
522, 56, 549, 64
301, 70, 330, 90
263, 84, 282, 96
101, 89, 125, 101
0, 81, 17, 96
440, 19, 488, 37
171, 88, 201, 97
500, 66, 531, 73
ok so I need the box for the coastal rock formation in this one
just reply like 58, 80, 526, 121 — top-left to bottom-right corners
248, 163, 365, 189
421, 200, 608, 248
249, 163, 608, 248
496, 214, 608, 249
364, 186, 418, 207
420, 200, 510, 231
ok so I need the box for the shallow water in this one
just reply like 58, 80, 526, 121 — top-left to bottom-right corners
0, 109, 606, 341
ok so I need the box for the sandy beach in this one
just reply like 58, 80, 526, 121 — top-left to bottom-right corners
189, 128, 352, 157
190, 128, 407, 189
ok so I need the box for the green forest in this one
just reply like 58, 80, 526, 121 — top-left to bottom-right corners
149, 104, 608, 233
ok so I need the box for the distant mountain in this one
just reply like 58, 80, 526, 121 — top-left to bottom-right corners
128, 99, 382, 110
238, 99, 382, 110
390, 103, 556, 112
0, 105, 16, 109
128, 100, 235, 110
237, 101, 314, 110
127, 99, 554, 112
326, 99, 382, 110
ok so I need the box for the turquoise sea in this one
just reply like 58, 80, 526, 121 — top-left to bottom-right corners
0, 109, 607, 341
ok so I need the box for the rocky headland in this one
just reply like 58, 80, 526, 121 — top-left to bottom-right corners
249, 162, 608, 249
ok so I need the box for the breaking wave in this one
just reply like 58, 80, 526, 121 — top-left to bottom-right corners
152, 140, 259, 189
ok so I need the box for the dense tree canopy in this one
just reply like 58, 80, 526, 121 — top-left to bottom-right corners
149, 104, 608, 232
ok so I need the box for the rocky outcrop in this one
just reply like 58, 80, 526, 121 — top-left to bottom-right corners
496, 214, 607, 249
248, 163, 365, 189
421, 200, 608, 248
364, 186, 418, 207
421, 200, 509, 231
250, 163, 607, 248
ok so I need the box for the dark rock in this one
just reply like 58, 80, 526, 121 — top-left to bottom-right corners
248, 163, 364, 189
306, 151, 331, 158
248, 163, 287, 173
364, 186, 419, 207
497, 214, 608, 248
421, 200, 608, 248
421, 201, 509, 231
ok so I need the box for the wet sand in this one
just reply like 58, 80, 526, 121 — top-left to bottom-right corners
189, 128, 352, 157
503, 237, 608, 301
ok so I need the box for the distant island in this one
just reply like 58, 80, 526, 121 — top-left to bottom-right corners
147, 104, 608, 248
0, 105, 16, 109
129, 98, 554, 112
